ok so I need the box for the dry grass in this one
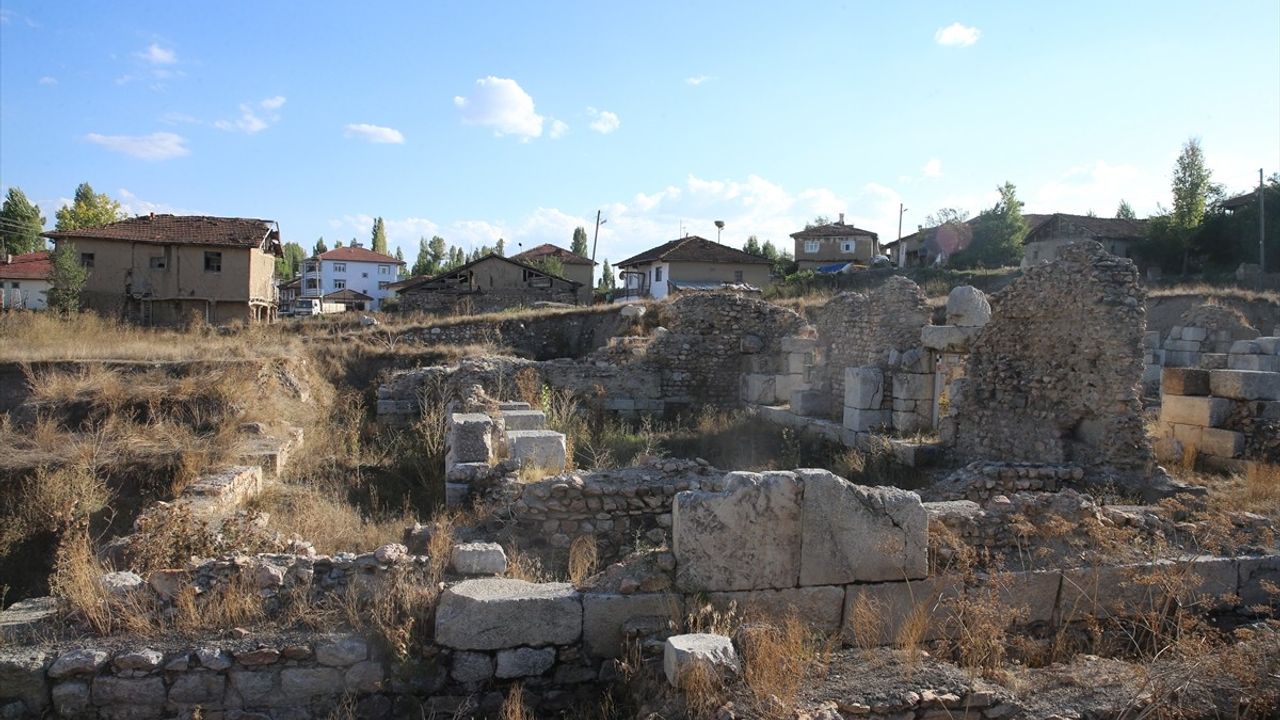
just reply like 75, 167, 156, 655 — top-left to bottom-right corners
739, 615, 830, 718
1147, 282, 1280, 304
499, 683, 535, 720
676, 660, 730, 719
505, 548, 556, 583
248, 483, 411, 555
895, 604, 931, 671
1242, 463, 1280, 516
567, 534, 599, 587
846, 592, 885, 651
0, 464, 109, 556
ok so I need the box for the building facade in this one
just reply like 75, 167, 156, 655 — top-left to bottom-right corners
790, 214, 880, 271
510, 243, 595, 303
1022, 214, 1146, 268
0, 251, 51, 310
299, 245, 403, 311
392, 253, 582, 315
616, 236, 772, 301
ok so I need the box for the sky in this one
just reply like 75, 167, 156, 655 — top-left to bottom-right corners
2, 1, 1278, 268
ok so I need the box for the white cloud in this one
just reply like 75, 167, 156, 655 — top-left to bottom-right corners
116, 189, 194, 216
935, 22, 980, 47
1030, 160, 1158, 216
38, 76, 57, 86
260, 96, 287, 110
454, 77, 544, 140
922, 158, 943, 178
685, 75, 715, 86
215, 97, 284, 134
587, 107, 621, 134
344, 123, 405, 144
84, 132, 189, 161
138, 43, 177, 65
548, 119, 569, 139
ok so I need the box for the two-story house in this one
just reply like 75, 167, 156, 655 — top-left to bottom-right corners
299, 244, 404, 311
615, 235, 772, 301
789, 214, 880, 271
42, 214, 282, 324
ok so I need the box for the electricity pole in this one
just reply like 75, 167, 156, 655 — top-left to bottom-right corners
1260, 168, 1266, 288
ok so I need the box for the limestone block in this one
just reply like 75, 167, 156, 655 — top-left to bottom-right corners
920, 324, 981, 352
113, 649, 162, 672
1163, 350, 1198, 367
790, 389, 827, 417
843, 576, 964, 646
1161, 367, 1210, 396
673, 471, 802, 591
781, 336, 817, 353
892, 409, 931, 433
662, 634, 739, 687
499, 401, 532, 411
1238, 555, 1280, 606
506, 430, 567, 474
893, 372, 934, 401
52, 681, 90, 717
447, 413, 494, 467
1179, 556, 1238, 606
1182, 326, 1209, 342
315, 635, 368, 666
183, 465, 264, 510
495, 647, 556, 678
0, 648, 50, 714
1255, 401, 1280, 420
281, 667, 344, 700
445, 483, 470, 508
1142, 331, 1160, 349
786, 352, 810, 375
49, 649, 109, 678
1198, 428, 1244, 458
344, 660, 384, 693
945, 286, 991, 327
228, 669, 277, 705
501, 409, 546, 431
90, 676, 166, 707
844, 367, 884, 409
1229, 354, 1280, 372
705, 586, 844, 634
1200, 353, 1229, 369
1229, 340, 1261, 355
742, 373, 777, 405
989, 570, 1061, 626
896, 347, 935, 374
797, 469, 927, 585
582, 593, 684, 659
1059, 565, 1162, 622
1209, 369, 1280, 400
1257, 337, 1280, 355
98, 571, 144, 596
775, 373, 809, 400
1159, 395, 1232, 428
843, 407, 890, 433
435, 579, 582, 650
169, 673, 226, 705
451, 542, 509, 575
450, 651, 494, 683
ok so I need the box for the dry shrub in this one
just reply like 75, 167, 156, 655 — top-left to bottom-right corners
677, 660, 729, 719
425, 512, 456, 583
895, 603, 931, 670
499, 683, 535, 720
126, 504, 274, 576
249, 483, 409, 555
364, 569, 439, 661
846, 592, 884, 651
49, 531, 154, 636
0, 464, 109, 555
568, 534, 599, 587
739, 615, 827, 717
1244, 462, 1280, 515
170, 574, 267, 633
685, 600, 740, 636
512, 367, 542, 408
948, 575, 1022, 677
506, 548, 556, 583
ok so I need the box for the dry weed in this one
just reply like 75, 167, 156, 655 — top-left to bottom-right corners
677, 660, 729, 719
249, 483, 410, 555
499, 683, 535, 720
568, 534, 599, 587
739, 615, 828, 717
685, 600, 740, 636
895, 603, 931, 671
846, 592, 885, 651
506, 548, 555, 583
0, 464, 109, 555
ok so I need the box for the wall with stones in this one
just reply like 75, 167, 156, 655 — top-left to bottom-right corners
390, 306, 627, 361
953, 242, 1154, 476
398, 286, 583, 317
1155, 359, 1280, 468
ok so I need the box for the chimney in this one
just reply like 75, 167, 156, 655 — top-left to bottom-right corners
149, 212, 155, 219
838, 213, 845, 225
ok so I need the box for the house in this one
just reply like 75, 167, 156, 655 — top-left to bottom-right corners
789, 214, 880, 271
615, 235, 772, 301
1021, 214, 1146, 267
0, 251, 52, 310
298, 244, 403, 311
42, 214, 282, 324
884, 214, 1049, 267
392, 253, 583, 315
278, 276, 301, 315
510, 243, 596, 302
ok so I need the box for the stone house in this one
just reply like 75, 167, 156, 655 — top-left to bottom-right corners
510, 243, 595, 302
615, 235, 772, 301
0, 251, 51, 310
885, 214, 1050, 268
790, 214, 880, 271
42, 214, 283, 324
299, 245, 403, 311
1021, 214, 1146, 267
393, 253, 583, 315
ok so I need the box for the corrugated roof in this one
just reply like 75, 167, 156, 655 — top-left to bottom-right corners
44, 214, 279, 252
316, 246, 404, 264
511, 243, 596, 266
0, 251, 51, 280
618, 236, 772, 267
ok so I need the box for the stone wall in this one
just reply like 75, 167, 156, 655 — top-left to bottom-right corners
398, 286, 582, 317
390, 305, 627, 361
953, 242, 1154, 476
1155, 360, 1280, 468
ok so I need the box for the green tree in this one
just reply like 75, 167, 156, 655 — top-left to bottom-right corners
743, 235, 761, 257
951, 182, 1026, 269
924, 208, 969, 227
1190, 174, 1279, 272
529, 256, 564, 278
313, 237, 328, 255
429, 236, 447, 273
1139, 138, 1219, 274
47, 241, 88, 313
571, 226, 589, 256
495, 238, 506, 257
274, 241, 306, 278
394, 246, 405, 272
0, 187, 46, 255
54, 183, 125, 231
597, 259, 616, 291
371, 217, 388, 255
334, 240, 344, 248
760, 240, 780, 262
445, 246, 465, 270
1116, 200, 1136, 219
804, 215, 831, 229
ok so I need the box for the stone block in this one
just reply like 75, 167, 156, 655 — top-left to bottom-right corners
446, 413, 494, 467
1238, 555, 1280, 606
1163, 349, 1198, 367
946, 286, 991, 327
774, 373, 809, 400
498, 401, 532, 411
451, 542, 509, 575
500, 409, 546, 431
182, 465, 264, 510
797, 469, 927, 585
52, 681, 90, 717
705, 586, 844, 634
662, 634, 739, 687
1257, 337, 1280, 355
169, 673, 226, 705
741, 374, 776, 405
893, 372, 934, 401
1229, 354, 1280, 372
844, 366, 884, 410
892, 410, 931, 433
920, 324, 982, 352
445, 483, 470, 508
673, 471, 802, 591
98, 571, 144, 596
1209, 369, 1280, 400
90, 677, 166, 707
1200, 353, 1229, 369
495, 647, 556, 678
1059, 564, 1163, 622
450, 651, 494, 683
435, 579, 582, 650
49, 649, 109, 679
786, 352, 810, 375
843, 407, 890, 433
1161, 367, 1210, 396
0, 648, 50, 714
781, 336, 817, 353
506, 430, 567, 474
1230, 340, 1261, 355
281, 667, 344, 700
1198, 428, 1244, 458
228, 669, 277, 705
790, 389, 827, 417
1159, 395, 1232, 428
989, 570, 1061, 626
315, 635, 368, 666
1254, 401, 1280, 421
1183, 326, 1209, 342
1179, 556, 1238, 606
843, 576, 964, 646
344, 660, 384, 693
582, 593, 684, 659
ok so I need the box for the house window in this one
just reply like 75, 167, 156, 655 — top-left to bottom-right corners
204, 252, 222, 272
378, 265, 390, 275
80, 253, 94, 268
361, 272, 368, 278
734, 270, 744, 282
304, 278, 319, 290
333, 263, 346, 273
804, 240, 820, 253
334, 280, 346, 290
9, 282, 19, 289
841, 241, 854, 253
149, 256, 166, 269
378, 281, 390, 290
654, 267, 663, 282
304, 261, 318, 273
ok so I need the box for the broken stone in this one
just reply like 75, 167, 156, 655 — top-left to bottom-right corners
373, 543, 408, 564
435, 579, 582, 650
446, 413, 495, 467
663, 633, 739, 687
98, 570, 144, 596
451, 542, 509, 575
946, 286, 991, 327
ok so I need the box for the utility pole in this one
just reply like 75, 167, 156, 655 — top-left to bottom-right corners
1260, 168, 1266, 288
590, 209, 603, 265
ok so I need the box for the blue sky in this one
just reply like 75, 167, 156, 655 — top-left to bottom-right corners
2, 1, 1277, 267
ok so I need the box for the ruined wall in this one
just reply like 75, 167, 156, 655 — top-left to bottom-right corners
953, 242, 1153, 474
814, 276, 931, 401
391, 306, 627, 360
398, 286, 582, 316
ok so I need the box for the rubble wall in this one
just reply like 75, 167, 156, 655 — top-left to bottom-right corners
813, 276, 932, 402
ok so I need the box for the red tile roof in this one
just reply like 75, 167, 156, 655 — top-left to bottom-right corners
790, 222, 878, 240
316, 246, 404, 264
618, 236, 772, 267
511, 243, 596, 266
0, 251, 52, 280
43, 214, 280, 252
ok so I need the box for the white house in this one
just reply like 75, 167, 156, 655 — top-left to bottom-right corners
0, 251, 51, 310
299, 244, 404, 311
